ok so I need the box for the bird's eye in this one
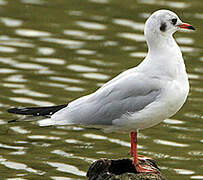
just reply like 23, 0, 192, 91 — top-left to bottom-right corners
171, 18, 177, 25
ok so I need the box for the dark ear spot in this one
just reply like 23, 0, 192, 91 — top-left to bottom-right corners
160, 22, 166, 32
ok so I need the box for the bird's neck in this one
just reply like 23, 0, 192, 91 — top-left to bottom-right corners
140, 35, 187, 81
147, 34, 178, 53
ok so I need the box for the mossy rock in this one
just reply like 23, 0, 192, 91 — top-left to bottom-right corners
87, 158, 166, 180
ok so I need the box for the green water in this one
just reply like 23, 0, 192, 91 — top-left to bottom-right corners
0, 0, 202, 179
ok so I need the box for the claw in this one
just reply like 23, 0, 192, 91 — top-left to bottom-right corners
135, 163, 158, 173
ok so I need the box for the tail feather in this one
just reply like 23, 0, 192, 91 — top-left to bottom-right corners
7, 104, 68, 117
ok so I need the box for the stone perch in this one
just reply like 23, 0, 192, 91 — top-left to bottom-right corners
87, 158, 166, 180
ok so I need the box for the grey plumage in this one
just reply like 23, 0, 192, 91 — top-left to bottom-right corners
51, 72, 161, 126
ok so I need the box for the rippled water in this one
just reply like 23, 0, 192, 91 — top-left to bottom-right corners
0, 0, 202, 179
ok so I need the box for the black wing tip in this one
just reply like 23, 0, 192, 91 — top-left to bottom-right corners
7, 107, 27, 114
7, 107, 20, 113
7, 104, 68, 116
7, 107, 22, 123
8, 119, 19, 123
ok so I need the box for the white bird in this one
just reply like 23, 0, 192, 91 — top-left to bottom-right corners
8, 9, 195, 172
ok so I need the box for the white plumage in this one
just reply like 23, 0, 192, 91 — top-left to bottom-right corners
39, 10, 192, 133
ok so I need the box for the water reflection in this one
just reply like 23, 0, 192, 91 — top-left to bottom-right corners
113, 19, 145, 31
0, 0, 7, 5
174, 168, 195, 175
10, 97, 54, 106
51, 176, 77, 180
16, 29, 51, 37
49, 76, 83, 84
0, 46, 17, 53
89, 0, 109, 4
163, 119, 184, 125
5, 75, 27, 82
138, 0, 189, 8
118, 33, 145, 42
0, 17, 23, 27
34, 58, 65, 65
153, 139, 189, 147
130, 52, 147, 58
1, 158, 44, 175
76, 21, 106, 30
41, 38, 85, 49
10, 126, 31, 134
191, 176, 203, 180
176, 37, 194, 45
21, 0, 45, 5
0, 143, 25, 150
64, 30, 105, 40
82, 72, 109, 80
52, 149, 95, 162
83, 133, 144, 149
0, 38, 35, 48
28, 135, 61, 140
46, 162, 86, 176
37, 47, 55, 55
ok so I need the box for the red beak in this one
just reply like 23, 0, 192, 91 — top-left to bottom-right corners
178, 23, 195, 30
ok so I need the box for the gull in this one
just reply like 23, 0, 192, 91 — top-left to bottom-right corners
7, 10, 195, 172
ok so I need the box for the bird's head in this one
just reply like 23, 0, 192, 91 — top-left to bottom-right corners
145, 10, 195, 37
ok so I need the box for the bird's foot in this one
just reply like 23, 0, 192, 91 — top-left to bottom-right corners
135, 163, 159, 173
133, 156, 160, 173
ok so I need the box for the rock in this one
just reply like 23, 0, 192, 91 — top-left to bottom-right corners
87, 158, 166, 180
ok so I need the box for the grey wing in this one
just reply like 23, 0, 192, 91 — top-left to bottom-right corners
52, 72, 161, 125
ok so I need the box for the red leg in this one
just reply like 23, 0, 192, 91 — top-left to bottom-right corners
130, 132, 135, 157
130, 131, 138, 164
130, 133, 152, 161
130, 131, 158, 173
